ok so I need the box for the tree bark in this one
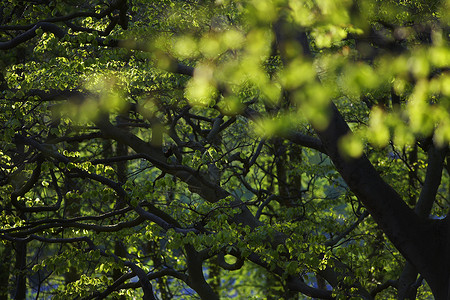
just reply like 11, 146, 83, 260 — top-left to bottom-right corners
398, 144, 447, 299
313, 102, 449, 299
13, 240, 26, 300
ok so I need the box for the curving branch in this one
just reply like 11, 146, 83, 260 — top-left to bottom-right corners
318, 258, 373, 299
125, 263, 157, 300
324, 211, 369, 247
314, 101, 447, 297
255, 194, 277, 220
0, 234, 95, 249
1, 89, 87, 102
8, 155, 64, 213
134, 204, 200, 235
1, 206, 133, 231
370, 279, 398, 298
273, 15, 450, 296
243, 106, 326, 154
6, 135, 210, 236
94, 115, 263, 229
0, 0, 126, 32
0, 22, 65, 50
216, 251, 244, 271
414, 145, 447, 218
1, 216, 146, 237
246, 252, 334, 299
184, 244, 219, 300
398, 144, 447, 298
85, 268, 189, 300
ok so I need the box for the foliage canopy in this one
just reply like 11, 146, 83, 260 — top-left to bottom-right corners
0, 0, 449, 299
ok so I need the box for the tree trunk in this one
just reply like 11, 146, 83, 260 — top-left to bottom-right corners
14, 240, 26, 300
313, 102, 450, 299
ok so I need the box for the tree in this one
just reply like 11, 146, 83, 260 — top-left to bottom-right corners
0, 0, 449, 299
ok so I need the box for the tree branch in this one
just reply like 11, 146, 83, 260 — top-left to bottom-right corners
313, 101, 444, 294
246, 253, 334, 299
0, 22, 65, 50
370, 279, 397, 297
125, 262, 157, 300
86, 268, 189, 299
243, 106, 326, 154
184, 244, 219, 300
324, 211, 369, 247
415, 145, 447, 218
94, 116, 263, 229
0, 234, 95, 249
2, 216, 146, 237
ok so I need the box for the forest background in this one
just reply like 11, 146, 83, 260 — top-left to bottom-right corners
0, 0, 450, 299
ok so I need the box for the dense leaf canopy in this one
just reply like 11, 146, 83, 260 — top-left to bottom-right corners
0, 0, 449, 299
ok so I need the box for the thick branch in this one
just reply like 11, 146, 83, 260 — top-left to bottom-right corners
185, 245, 219, 300
243, 107, 326, 153
370, 280, 398, 298
216, 251, 244, 270
125, 263, 157, 300
95, 117, 262, 229
398, 144, 446, 298
0, 22, 65, 50
313, 102, 444, 294
4, 206, 133, 230
415, 145, 447, 218
1, 234, 95, 249
2, 89, 86, 102
134, 204, 200, 235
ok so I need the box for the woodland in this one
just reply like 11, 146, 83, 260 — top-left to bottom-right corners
0, 0, 450, 299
